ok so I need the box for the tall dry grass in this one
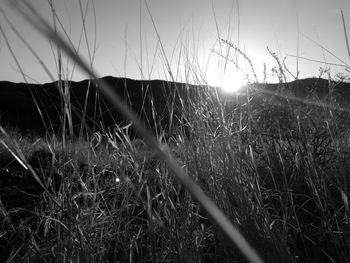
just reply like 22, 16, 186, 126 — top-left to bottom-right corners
0, 1, 350, 262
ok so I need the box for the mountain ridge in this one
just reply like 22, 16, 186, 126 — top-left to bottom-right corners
1, 76, 349, 137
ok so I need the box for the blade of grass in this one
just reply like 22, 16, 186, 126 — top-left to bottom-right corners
300, 32, 350, 68
341, 10, 350, 65
7, 1, 264, 262
285, 54, 346, 68
144, 0, 175, 82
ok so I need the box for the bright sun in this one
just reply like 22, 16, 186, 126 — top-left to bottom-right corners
206, 67, 246, 93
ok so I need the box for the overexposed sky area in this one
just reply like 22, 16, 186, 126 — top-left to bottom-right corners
0, 0, 349, 85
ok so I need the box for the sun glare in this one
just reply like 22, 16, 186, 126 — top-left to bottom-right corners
207, 68, 246, 93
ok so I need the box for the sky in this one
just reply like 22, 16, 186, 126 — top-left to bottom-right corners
0, 0, 349, 86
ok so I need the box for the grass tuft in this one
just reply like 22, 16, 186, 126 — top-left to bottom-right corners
1, 1, 350, 262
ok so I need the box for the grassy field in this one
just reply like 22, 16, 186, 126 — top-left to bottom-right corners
1, 78, 350, 263
1, 1, 350, 263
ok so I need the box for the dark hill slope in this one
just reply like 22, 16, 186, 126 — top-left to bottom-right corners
0, 76, 197, 137
254, 78, 350, 101
0, 76, 349, 137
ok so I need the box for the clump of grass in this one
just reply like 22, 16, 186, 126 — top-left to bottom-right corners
2, 1, 265, 262
1, 1, 350, 263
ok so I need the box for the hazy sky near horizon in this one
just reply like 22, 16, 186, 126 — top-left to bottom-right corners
0, 0, 349, 85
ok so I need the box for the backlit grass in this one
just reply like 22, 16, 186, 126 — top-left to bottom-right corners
1, 1, 350, 262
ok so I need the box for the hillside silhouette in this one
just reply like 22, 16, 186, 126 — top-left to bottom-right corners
0, 76, 349, 137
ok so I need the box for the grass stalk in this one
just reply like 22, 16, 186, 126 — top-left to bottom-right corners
341, 10, 350, 65
2, 2, 350, 262
7, 1, 264, 262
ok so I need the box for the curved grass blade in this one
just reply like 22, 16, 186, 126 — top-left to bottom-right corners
6, 1, 264, 262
